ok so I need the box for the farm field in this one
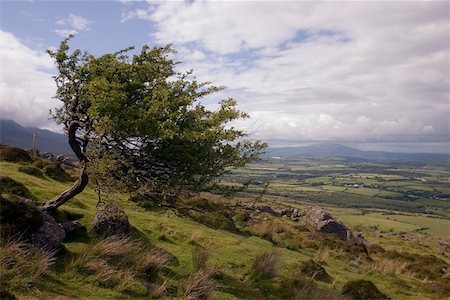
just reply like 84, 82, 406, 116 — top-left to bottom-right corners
225, 156, 450, 237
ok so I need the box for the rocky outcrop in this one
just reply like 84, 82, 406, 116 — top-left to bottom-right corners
305, 206, 367, 244
30, 206, 66, 250
0, 195, 65, 250
92, 202, 130, 236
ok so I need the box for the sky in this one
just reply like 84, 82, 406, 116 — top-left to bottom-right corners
0, 1, 449, 153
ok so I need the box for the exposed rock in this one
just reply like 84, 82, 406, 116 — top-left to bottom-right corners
438, 239, 450, 252
305, 206, 367, 245
0, 195, 42, 240
1, 195, 66, 250
61, 220, 83, 234
442, 267, 450, 279
305, 206, 348, 240
30, 206, 66, 250
92, 202, 130, 236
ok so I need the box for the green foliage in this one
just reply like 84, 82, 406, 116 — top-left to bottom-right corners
0, 145, 32, 163
189, 210, 237, 232
342, 280, 388, 299
17, 166, 44, 178
47, 36, 266, 201
0, 177, 36, 200
0, 195, 42, 240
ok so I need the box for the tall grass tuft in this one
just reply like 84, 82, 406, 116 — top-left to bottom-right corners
0, 239, 54, 291
68, 235, 170, 291
191, 245, 210, 272
250, 249, 281, 281
180, 268, 216, 300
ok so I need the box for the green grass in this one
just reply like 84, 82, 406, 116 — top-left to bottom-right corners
335, 213, 421, 233
1, 160, 449, 299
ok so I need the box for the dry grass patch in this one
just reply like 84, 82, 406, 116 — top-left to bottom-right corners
0, 239, 54, 291
68, 235, 170, 291
179, 267, 215, 300
191, 245, 210, 272
250, 250, 281, 281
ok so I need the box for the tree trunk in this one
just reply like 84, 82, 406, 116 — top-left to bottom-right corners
43, 122, 89, 211
43, 164, 89, 211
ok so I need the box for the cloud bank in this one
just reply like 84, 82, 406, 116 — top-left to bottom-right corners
0, 30, 58, 130
122, 1, 449, 148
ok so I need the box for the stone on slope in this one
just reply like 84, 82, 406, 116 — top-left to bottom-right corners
92, 202, 130, 236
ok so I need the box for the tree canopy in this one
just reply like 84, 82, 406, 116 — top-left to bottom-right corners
44, 36, 266, 210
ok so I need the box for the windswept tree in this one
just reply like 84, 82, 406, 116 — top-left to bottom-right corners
43, 36, 266, 211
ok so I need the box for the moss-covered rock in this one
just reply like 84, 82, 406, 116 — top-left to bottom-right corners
0, 176, 37, 200
0, 145, 32, 163
342, 280, 388, 299
0, 195, 42, 240
300, 259, 333, 283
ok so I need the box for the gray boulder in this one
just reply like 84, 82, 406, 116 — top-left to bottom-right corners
30, 206, 66, 250
92, 202, 130, 236
305, 206, 367, 245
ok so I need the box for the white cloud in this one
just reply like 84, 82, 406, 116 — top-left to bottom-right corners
54, 14, 93, 37
53, 29, 78, 38
122, 1, 449, 145
0, 31, 60, 130
56, 14, 93, 31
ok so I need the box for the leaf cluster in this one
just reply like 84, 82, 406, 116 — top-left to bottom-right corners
48, 36, 266, 196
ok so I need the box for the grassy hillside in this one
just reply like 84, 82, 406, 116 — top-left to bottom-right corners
1, 159, 449, 299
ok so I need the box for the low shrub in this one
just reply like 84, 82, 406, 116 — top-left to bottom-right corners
300, 260, 333, 283
0, 145, 31, 163
17, 166, 44, 178
250, 250, 280, 281
0, 177, 37, 200
0, 239, 54, 291
342, 280, 388, 299
189, 211, 237, 232
279, 273, 342, 300
43, 163, 73, 182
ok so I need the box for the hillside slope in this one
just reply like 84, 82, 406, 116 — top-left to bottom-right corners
0, 157, 449, 299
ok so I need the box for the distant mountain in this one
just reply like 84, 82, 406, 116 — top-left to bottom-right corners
267, 143, 450, 161
0, 119, 71, 155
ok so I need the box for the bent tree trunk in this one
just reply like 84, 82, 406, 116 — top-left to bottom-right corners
43, 122, 89, 211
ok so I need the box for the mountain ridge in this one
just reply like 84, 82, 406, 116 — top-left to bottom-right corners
1, 119, 448, 161
0, 119, 71, 155
267, 142, 449, 161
